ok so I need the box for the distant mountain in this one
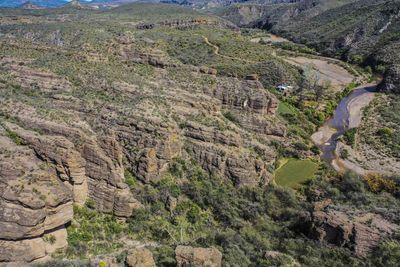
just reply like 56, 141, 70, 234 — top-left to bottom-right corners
20, 1, 45, 9
159, 0, 301, 9
0, 0, 142, 8
0, 0, 243, 9
0, 0, 71, 8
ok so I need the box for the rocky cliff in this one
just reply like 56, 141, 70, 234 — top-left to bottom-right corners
0, 124, 73, 262
297, 204, 399, 257
0, 4, 293, 261
379, 64, 400, 94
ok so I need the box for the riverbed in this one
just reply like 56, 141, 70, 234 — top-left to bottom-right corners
252, 32, 378, 174
311, 84, 377, 174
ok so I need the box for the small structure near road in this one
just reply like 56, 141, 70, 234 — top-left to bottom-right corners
276, 84, 294, 95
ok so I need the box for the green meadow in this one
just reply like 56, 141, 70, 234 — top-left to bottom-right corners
274, 158, 319, 188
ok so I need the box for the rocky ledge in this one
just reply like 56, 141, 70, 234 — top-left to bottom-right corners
0, 125, 72, 262
297, 202, 398, 257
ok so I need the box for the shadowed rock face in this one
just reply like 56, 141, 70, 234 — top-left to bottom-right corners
297, 205, 399, 257
379, 65, 400, 94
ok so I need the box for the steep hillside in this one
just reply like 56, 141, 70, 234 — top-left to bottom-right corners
218, 0, 400, 70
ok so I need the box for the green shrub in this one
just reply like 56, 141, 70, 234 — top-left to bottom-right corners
377, 127, 393, 137
63, 205, 127, 258
372, 240, 400, 267
152, 245, 176, 267
311, 145, 320, 155
351, 54, 364, 64
294, 142, 308, 151
340, 148, 349, 159
223, 111, 239, 124
343, 128, 357, 146
6, 129, 23, 145
43, 234, 56, 244
124, 169, 137, 190
375, 65, 386, 74
85, 199, 96, 209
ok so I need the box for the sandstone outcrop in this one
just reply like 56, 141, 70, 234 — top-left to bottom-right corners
0, 57, 71, 93
136, 18, 239, 31
3, 118, 139, 219
115, 36, 176, 69
125, 247, 156, 267
175, 246, 222, 267
199, 66, 218, 76
131, 51, 172, 68
0, 125, 73, 262
297, 206, 398, 257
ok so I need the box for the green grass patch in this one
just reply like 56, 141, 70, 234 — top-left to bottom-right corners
274, 158, 319, 188
277, 102, 296, 115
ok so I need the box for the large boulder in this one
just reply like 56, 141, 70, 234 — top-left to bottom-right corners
125, 247, 156, 267
175, 246, 222, 267
378, 64, 400, 94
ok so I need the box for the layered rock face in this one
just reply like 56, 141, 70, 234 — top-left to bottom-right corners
0, 116, 140, 219
298, 205, 399, 257
136, 18, 239, 31
378, 64, 400, 94
0, 57, 71, 92
0, 125, 73, 262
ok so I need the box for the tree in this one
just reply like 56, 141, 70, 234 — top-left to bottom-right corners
314, 80, 332, 101
301, 64, 330, 101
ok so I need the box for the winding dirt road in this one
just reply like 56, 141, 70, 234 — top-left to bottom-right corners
201, 35, 257, 64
